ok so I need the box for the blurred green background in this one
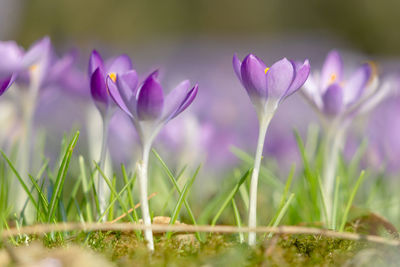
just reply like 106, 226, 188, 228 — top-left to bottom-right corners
4, 0, 400, 55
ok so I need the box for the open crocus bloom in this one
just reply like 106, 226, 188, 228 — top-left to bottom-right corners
303, 50, 375, 117
107, 70, 198, 145
233, 53, 310, 117
88, 50, 136, 116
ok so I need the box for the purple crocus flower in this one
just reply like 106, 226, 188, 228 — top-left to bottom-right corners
107, 69, 198, 251
233, 53, 310, 117
301, 50, 390, 228
88, 50, 136, 117
107, 70, 198, 145
88, 50, 137, 220
20, 37, 53, 88
303, 50, 374, 118
233, 53, 309, 246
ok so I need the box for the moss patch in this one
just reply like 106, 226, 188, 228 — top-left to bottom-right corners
1, 231, 399, 266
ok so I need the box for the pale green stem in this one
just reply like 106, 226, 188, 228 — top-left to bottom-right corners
97, 112, 111, 220
322, 119, 348, 227
137, 142, 154, 251
248, 112, 273, 246
16, 78, 40, 213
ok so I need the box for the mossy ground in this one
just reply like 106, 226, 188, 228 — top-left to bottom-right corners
1, 230, 399, 266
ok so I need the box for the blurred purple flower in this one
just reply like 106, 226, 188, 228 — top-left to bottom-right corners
88, 50, 136, 116
303, 50, 375, 117
233, 53, 310, 116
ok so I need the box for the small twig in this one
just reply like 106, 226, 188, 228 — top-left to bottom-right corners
108, 192, 158, 224
1, 224, 400, 247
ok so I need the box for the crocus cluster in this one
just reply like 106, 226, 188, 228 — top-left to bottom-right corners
2, 35, 400, 251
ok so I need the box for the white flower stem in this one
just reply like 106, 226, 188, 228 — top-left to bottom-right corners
248, 112, 273, 246
97, 112, 111, 220
137, 142, 154, 251
322, 119, 348, 228
17, 78, 40, 213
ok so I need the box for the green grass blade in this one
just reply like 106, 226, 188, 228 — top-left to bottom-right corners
317, 175, 329, 225
267, 193, 295, 238
97, 173, 137, 222
230, 146, 284, 189
153, 149, 201, 240
232, 199, 244, 243
268, 165, 295, 227
294, 130, 321, 221
66, 178, 82, 215
108, 174, 117, 221
121, 164, 138, 222
74, 199, 85, 223
47, 131, 80, 222
339, 171, 366, 231
166, 165, 201, 239
1, 150, 39, 210
28, 174, 49, 214
94, 162, 135, 223
79, 156, 93, 222
160, 166, 186, 215
211, 168, 252, 226
332, 175, 341, 230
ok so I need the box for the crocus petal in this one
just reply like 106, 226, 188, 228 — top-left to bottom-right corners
117, 71, 138, 113
0, 41, 23, 76
284, 59, 310, 99
88, 50, 104, 76
136, 74, 164, 120
45, 49, 77, 86
90, 68, 108, 113
107, 75, 133, 117
172, 84, 198, 119
322, 83, 343, 115
22, 36, 51, 68
266, 58, 294, 101
240, 54, 268, 100
119, 70, 138, 96
162, 80, 191, 120
321, 50, 343, 90
303, 73, 323, 109
0, 75, 15, 96
343, 63, 372, 105
106, 54, 133, 74
232, 53, 242, 82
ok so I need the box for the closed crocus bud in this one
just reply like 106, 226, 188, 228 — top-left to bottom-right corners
233, 53, 310, 117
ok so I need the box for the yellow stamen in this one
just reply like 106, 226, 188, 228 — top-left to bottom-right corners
29, 64, 38, 73
329, 73, 337, 84
264, 67, 270, 74
109, 72, 117, 83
